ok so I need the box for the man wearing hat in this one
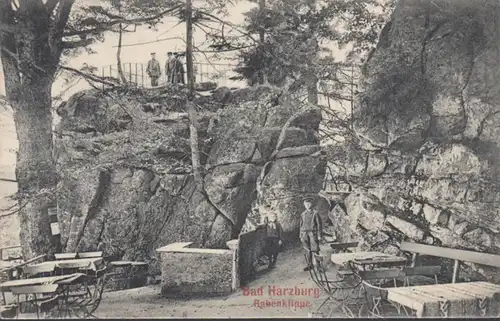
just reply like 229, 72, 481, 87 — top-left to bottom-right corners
174, 52, 185, 85
146, 52, 161, 87
299, 196, 323, 271
165, 52, 175, 84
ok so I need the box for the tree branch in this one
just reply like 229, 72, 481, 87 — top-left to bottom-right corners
62, 4, 183, 37
45, 0, 60, 13
54, 0, 75, 36
59, 66, 118, 87
60, 38, 94, 49
196, 9, 258, 44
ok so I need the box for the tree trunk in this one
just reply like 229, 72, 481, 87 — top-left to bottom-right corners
306, 37, 319, 104
185, 0, 203, 188
258, 0, 266, 85
1, 23, 59, 259
9, 71, 58, 259
116, 23, 128, 84
307, 77, 318, 104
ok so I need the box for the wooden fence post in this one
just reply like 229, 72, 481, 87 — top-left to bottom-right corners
452, 260, 460, 283
411, 253, 418, 267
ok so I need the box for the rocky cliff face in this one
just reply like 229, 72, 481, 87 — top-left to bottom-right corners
54, 85, 325, 272
340, 0, 500, 282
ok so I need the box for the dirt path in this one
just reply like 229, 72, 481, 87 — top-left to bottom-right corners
95, 245, 345, 318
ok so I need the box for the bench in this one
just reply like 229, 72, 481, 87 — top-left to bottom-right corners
23, 265, 56, 278
328, 241, 359, 253
54, 253, 77, 260
400, 241, 500, 283
77, 252, 103, 259
11, 284, 60, 319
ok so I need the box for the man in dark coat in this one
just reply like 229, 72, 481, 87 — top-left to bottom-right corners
299, 197, 323, 271
175, 53, 185, 85
146, 52, 161, 87
165, 52, 175, 84
264, 210, 283, 268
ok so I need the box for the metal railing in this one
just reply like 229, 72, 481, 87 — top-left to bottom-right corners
101, 61, 242, 89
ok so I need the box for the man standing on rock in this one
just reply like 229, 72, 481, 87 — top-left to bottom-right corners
299, 197, 323, 271
146, 52, 161, 87
165, 52, 175, 84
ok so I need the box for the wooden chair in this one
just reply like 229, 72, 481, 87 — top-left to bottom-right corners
11, 284, 60, 319
401, 265, 441, 286
54, 253, 78, 260
355, 267, 404, 318
328, 242, 359, 280
306, 252, 364, 318
77, 252, 103, 259
0, 304, 17, 319
63, 267, 119, 318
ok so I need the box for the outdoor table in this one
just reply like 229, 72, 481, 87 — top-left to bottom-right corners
386, 281, 500, 317
331, 251, 407, 270
109, 261, 148, 290
0, 273, 86, 305
25, 258, 104, 274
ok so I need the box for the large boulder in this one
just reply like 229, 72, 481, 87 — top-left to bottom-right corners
53, 85, 325, 274
341, 0, 500, 282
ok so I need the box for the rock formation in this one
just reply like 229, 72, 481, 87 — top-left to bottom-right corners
54, 85, 325, 273
339, 0, 500, 282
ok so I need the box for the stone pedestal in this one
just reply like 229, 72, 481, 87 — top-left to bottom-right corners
156, 242, 236, 297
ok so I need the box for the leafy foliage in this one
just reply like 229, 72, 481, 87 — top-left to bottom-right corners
230, 0, 396, 91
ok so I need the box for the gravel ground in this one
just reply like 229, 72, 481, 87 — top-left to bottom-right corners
95, 245, 346, 318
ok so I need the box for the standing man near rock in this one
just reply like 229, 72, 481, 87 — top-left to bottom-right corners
146, 52, 161, 87
264, 210, 283, 269
299, 197, 323, 271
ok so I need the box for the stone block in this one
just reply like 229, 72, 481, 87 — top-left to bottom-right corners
156, 242, 235, 297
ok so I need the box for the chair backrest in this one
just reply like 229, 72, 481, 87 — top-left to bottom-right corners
358, 268, 403, 301
400, 241, 500, 268
402, 265, 441, 277
55, 253, 77, 260
402, 265, 441, 285
308, 253, 332, 293
78, 251, 103, 259
23, 264, 55, 277
329, 241, 359, 250
358, 268, 403, 281
11, 284, 59, 295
